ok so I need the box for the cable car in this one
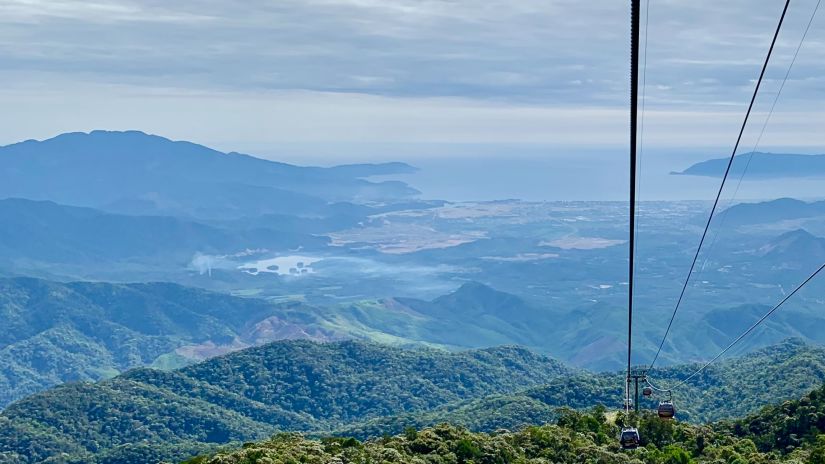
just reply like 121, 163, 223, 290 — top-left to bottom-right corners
620, 427, 640, 450
657, 400, 675, 419
642, 386, 653, 397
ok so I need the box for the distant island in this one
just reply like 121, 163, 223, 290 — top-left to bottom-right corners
672, 152, 825, 178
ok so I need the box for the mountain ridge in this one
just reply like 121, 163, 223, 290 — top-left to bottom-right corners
0, 339, 573, 463
0, 197, 331, 277
0, 130, 420, 219
719, 197, 825, 227
0, 276, 349, 408
2, 130, 417, 176
3, 339, 825, 463
184, 377, 825, 464
758, 228, 825, 259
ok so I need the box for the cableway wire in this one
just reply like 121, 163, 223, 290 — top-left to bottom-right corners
627, 0, 642, 415
669, 262, 825, 389
647, 0, 791, 371
627, 0, 649, 417
634, 0, 650, 252
696, 0, 821, 276
644, 376, 672, 400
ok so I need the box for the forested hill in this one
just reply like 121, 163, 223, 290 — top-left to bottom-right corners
0, 340, 572, 464
0, 276, 345, 408
184, 382, 825, 464
3, 339, 825, 463
188, 352, 825, 463
335, 339, 825, 439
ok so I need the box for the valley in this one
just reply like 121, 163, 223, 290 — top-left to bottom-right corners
5, 1, 825, 462
1, 132, 824, 464
2, 133, 825, 404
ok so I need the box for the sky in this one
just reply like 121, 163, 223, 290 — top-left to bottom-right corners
0, 0, 824, 175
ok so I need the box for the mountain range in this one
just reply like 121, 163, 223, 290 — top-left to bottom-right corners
6, 265, 825, 411
0, 340, 572, 463
336, 339, 825, 438
2, 338, 823, 463
182, 378, 825, 464
757, 229, 825, 267
0, 277, 568, 408
3, 130, 825, 464
0, 130, 419, 219
719, 197, 825, 228
0, 277, 349, 408
0, 198, 330, 273
0, 131, 450, 286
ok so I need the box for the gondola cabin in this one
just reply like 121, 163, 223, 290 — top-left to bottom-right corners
620, 427, 641, 450
658, 400, 675, 419
642, 386, 653, 397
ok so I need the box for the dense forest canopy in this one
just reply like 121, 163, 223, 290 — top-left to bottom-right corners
188, 384, 825, 464
3, 339, 825, 463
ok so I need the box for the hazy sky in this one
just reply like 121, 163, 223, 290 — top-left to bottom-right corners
1, 0, 824, 163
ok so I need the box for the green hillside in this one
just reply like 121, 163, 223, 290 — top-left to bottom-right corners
0, 277, 345, 408
728, 383, 825, 455
184, 373, 825, 464
4, 340, 825, 463
321, 277, 825, 372
0, 276, 593, 409
0, 340, 572, 463
335, 339, 825, 438
187, 396, 825, 464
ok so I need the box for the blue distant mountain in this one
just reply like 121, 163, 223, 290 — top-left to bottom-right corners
673, 152, 825, 178
756, 229, 825, 268
0, 131, 419, 219
0, 198, 329, 268
719, 198, 825, 226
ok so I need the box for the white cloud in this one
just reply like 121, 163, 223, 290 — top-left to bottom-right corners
0, 0, 823, 158
0, 0, 215, 23
3, 81, 823, 161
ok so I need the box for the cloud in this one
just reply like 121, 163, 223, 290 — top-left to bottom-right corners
0, 0, 215, 23
3, 81, 823, 161
0, 0, 823, 156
